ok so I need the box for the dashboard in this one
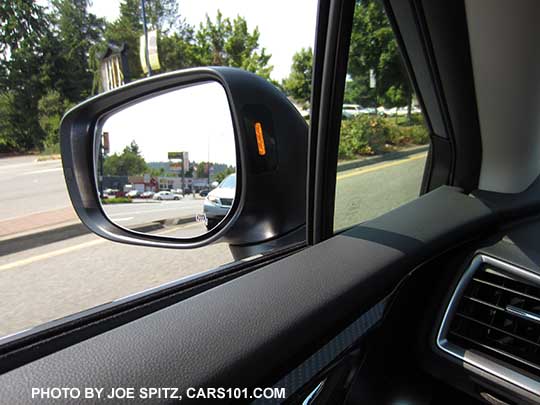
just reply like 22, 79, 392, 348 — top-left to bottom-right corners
427, 218, 540, 404
347, 215, 540, 404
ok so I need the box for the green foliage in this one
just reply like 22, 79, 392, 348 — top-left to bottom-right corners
339, 115, 390, 159
282, 47, 312, 106
102, 197, 132, 204
51, 0, 105, 101
195, 161, 209, 179
1, 2, 274, 153
101, 0, 146, 81
0, 0, 104, 152
38, 90, 73, 149
103, 141, 148, 176
338, 115, 428, 160
0, 92, 19, 151
158, 30, 199, 72
213, 166, 235, 183
347, 0, 411, 108
196, 11, 273, 79
0, 1, 46, 59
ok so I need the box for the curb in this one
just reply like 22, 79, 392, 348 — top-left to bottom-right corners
2, 146, 428, 255
0, 222, 88, 257
336, 144, 429, 173
1, 217, 197, 257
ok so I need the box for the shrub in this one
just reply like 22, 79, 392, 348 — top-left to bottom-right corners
389, 124, 429, 146
102, 197, 132, 204
339, 114, 429, 160
338, 114, 392, 159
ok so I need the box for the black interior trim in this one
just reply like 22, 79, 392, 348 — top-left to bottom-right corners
306, 0, 330, 246
0, 187, 498, 402
0, 241, 305, 373
309, 0, 355, 244
420, 0, 482, 192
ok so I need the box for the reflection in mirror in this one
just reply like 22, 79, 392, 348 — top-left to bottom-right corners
96, 81, 236, 239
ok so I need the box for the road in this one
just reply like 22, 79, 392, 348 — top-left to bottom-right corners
104, 199, 207, 230
0, 152, 426, 338
0, 156, 68, 222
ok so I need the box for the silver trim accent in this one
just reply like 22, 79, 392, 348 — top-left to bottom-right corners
436, 254, 540, 397
506, 305, 540, 325
302, 380, 325, 405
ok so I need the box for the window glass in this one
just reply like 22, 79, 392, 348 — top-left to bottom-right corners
334, 0, 430, 231
0, 0, 317, 339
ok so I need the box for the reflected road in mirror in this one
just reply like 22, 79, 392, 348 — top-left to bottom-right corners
96, 81, 236, 238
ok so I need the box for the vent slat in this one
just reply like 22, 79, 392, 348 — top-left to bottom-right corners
448, 330, 540, 373
463, 295, 506, 312
455, 312, 540, 349
472, 277, 540, 303
447, 263, 540, 378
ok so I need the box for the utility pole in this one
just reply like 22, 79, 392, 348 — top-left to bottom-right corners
141, 0, 152, 77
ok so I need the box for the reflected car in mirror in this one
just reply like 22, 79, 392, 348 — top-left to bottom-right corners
204, 173, 236, 230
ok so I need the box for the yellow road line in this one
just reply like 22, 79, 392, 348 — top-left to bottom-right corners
337, 152, 426, 181
0, 239, 104, 272
0, 221, 204, 272
1, 154, 426, 272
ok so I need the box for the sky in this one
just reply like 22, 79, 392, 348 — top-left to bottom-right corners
87, 0, 319, 81
103, 82, 236, 165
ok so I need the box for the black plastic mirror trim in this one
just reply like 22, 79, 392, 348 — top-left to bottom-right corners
61, 67, 308, 249
61, 68, 244, 248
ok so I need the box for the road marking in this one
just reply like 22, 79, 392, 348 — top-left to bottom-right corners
336, 152, 427, 181
24, 167, 63, 175
114, 217, 134, 222
0, 221, 201, 272
0, 239, 104, 272
1, 154, 425, 272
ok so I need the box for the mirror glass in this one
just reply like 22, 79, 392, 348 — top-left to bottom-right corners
96, 81, 237, 238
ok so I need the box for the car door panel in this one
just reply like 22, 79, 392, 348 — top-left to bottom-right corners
0, 186, 499, 403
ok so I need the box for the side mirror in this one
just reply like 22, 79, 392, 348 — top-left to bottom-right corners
61, 67, 307, 252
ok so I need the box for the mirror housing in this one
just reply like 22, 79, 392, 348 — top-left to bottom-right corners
61, 67, 308, 251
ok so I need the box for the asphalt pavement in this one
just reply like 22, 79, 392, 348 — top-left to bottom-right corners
0, 151, 427, 339
104, 199, 206, 230
0, 156, 68, 221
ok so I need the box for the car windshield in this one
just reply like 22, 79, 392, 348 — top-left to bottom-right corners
219, 174, 236, 189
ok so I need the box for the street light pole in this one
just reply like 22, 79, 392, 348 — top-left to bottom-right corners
141, 0, 152, 77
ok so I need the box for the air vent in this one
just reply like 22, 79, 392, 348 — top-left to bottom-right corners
438, 255, 540, 395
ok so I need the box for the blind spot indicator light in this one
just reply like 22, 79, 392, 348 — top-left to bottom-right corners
254, 122, 266, 156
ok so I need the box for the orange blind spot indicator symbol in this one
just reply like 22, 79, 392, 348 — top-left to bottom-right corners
254, 122, 266, 156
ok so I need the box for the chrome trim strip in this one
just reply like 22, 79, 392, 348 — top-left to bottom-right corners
506, 305, 540, 325
436, 254, 540, 397
302, 380, 325, 405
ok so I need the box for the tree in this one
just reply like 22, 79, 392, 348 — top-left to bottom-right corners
195, 161, 209, 178
0, 1, 46, 60
1, 38, 48, 151
38, 90, 73, 151
347, 0, 410, 110
101, 0, 197, 81
103, 141, 148, 176
157, 29, 200, 72
213, 166, 235, 183
101, 0, 143, 80
0, 2, 51, 151
196, 11, 273, 79
0, 92, 19, 152
282, 47, 312, 106
51, 0, 105, 101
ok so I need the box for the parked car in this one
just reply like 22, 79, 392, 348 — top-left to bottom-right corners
126, 190, 141, 198
203, 173, 235, 229
342, 103, 362, 119
152, 191, 180, 201
140, 191, 155, 199
170, 188, 184, 196
199, 188, 210, 197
